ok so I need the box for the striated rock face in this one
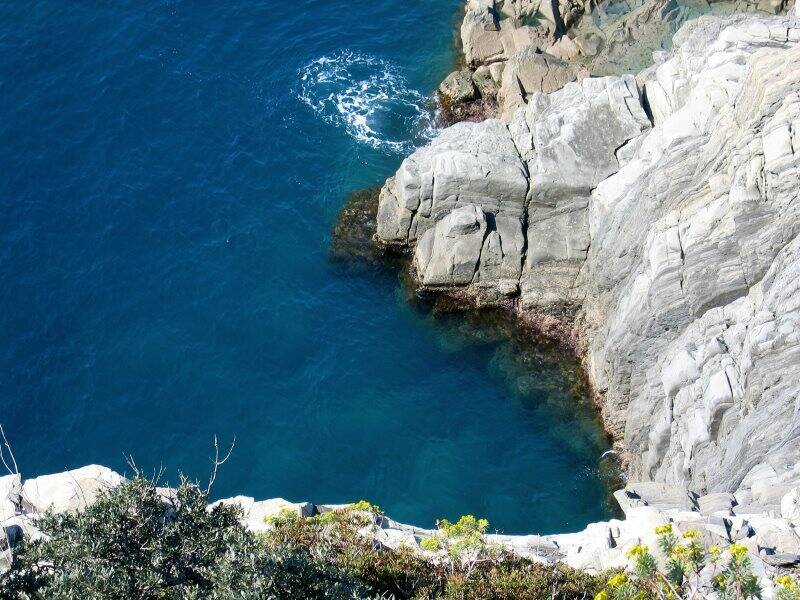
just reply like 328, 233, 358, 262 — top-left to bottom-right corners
378, 75, 650, 309
581, 16, 800, 496
375, 12, 800, 507
375, 118, 528, 254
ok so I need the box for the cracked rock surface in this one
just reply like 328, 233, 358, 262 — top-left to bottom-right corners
375, 12, 800, 511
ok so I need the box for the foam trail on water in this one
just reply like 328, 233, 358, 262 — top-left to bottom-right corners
297, 51, 437, 153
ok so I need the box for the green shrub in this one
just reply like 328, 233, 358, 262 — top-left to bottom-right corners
776, 575, 800, 600
0, 475, 364, 599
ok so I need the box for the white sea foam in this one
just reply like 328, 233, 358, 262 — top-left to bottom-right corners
297, 51, 437, 153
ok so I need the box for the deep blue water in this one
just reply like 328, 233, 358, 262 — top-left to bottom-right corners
0, 0, 614, 534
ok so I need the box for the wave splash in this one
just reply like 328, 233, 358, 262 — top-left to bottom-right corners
298, 51, 436, 153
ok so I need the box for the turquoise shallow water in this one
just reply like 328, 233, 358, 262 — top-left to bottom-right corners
0, 0, 615, 534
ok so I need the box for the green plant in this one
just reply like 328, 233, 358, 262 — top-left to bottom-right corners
349, 499, 380, 513
435, 515, 490, 561
714, 544, 760, 600
594, 524, 761, 600
0, 477, 618, 600
776, 575, 800, 600
420, 536, 441, 552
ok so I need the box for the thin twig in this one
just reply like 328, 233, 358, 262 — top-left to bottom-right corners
206, 435, 236, 494
0, 425, 19, 476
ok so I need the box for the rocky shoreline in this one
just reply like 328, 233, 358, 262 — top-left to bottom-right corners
4, 0, 800, 593
354, 0, 800, 587
375, 0, 800, 489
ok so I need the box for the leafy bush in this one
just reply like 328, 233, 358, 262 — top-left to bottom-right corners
0, 476, 365, 599
776, 575, 800, 600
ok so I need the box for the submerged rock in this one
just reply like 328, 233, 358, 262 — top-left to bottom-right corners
331, 186, 386, 264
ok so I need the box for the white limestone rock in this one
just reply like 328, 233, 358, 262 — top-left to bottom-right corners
21, 465, 124, 514
517, 75, 651, 200
579, 15, 800, 489
781, 488, 800, 522
377, 72, 651, 311
414, 204, 488, 287
0, 475, 21, 521
376, 119, 528, 248
210, 496, 314, 533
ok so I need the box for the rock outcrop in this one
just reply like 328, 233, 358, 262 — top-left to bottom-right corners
449, 0, 795, 121
375, 11, 800, 519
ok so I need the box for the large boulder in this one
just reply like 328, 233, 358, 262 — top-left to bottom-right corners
210, 496, 314, 533
0, 474, 21, 521
376, 119, 528, 247
439, 70, 478, 104
21, 465, 125, 514
781, 488, 800, 522
497, 49, 587, 119
513, 75, 651, 199
414, 204, 488, 287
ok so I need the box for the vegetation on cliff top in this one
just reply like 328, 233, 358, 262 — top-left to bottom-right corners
0, 475, 604, 599
0, 476, 788, 600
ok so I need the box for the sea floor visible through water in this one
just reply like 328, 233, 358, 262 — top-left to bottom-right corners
2, 0, 618, 534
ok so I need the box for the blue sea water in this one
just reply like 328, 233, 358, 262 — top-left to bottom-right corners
0, 0, 615, 534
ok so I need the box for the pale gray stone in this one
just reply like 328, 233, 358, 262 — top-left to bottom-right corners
414, 205, 488, 287
698, 492, 737, 515
21, 465, 124, 514
439, 70, 478, 103
497, 49, 586, 119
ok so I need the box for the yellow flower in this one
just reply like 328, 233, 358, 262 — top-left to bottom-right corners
420, 536, 441, 552
608, 573, 628, 589
715, 574, 728, 588
682, 529, 700, 540
595, 591, 609, 600
672, 543, 688, 557
655, 524, 673, 535
708, 545, 721, 560
729, 543, 748, 560
626, 544, 649, 559
776, 575, 796, 589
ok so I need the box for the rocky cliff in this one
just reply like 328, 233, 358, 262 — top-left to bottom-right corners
376, 7, 800, 515
3, 1, 800, 591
